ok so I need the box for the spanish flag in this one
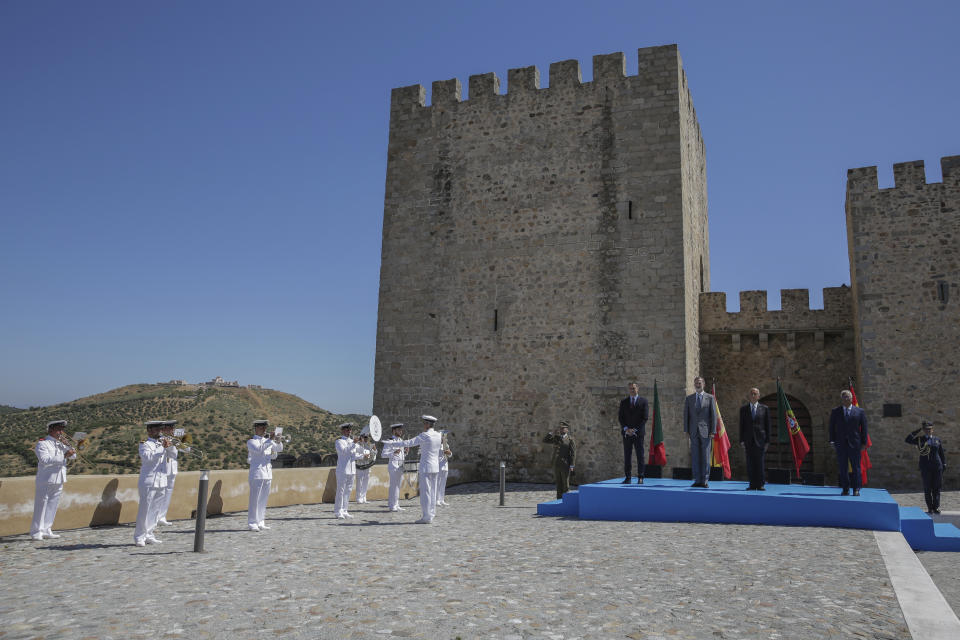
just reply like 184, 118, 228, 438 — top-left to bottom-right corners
777, 379, 810, 476
710, 383, 732, 479
849, 380, 873, 486
647, 380, 667, 466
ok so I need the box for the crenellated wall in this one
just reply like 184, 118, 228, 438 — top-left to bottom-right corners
846, 156, 960, 489
699, 287, 856, 480
375, 45, 708, 484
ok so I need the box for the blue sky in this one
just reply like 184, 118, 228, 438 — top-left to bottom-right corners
1, 1, 957, 413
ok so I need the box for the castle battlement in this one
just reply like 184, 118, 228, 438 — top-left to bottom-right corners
699, 287, 852, 335
846, 155, 960, 192
390, 45, 684, 113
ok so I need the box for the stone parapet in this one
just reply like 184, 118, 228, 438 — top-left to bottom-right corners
699, 287, 853, 334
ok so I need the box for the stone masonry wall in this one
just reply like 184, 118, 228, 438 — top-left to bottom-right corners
373, 46, 708, 484
847, 156, 960, 490
699, 288, 855, 482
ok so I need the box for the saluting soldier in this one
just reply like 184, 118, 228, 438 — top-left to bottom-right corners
30, 419, 76, 541
906, 421, 947, 514
381, 423, 408, 512
134, 420, 177, 546
247, 419, 282, 531
543, 421, 576, 499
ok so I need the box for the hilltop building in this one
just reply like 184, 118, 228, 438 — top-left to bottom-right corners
372, 44, 958, 489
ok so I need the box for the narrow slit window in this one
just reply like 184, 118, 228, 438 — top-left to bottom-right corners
494, 308, 498, 331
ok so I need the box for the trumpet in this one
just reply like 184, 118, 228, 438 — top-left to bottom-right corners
169, 429, 204, 456
58, 432, 90, 466
267, 432, 291, 444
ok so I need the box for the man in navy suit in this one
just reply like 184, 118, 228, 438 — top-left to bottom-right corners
828, 390, 869, 496
618, 382, 648, 484
739, 387, 771, 490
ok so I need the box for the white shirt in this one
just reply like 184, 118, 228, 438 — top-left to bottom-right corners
397, 428, 443, 474
35, 435, 75, 485
381, 436, 406, 469
140, 438, 177, 488
335, 436, 366, 476
163, 441, 179, 476
247, 435, 282, 480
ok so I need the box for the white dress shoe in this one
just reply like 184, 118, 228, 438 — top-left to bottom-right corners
44, 532, 61, 539
258, 523, 270, 530
158, 519, 171, 526
248, 524, 261, 531
31, 534, 44, 541
146, 536, 162, 544
135, 540, 146, 547
414, 518, 432, 524
343, 512, 354, 518
336, 514, 345, 520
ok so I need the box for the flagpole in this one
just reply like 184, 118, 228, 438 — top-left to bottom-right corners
776, 377, 784, 472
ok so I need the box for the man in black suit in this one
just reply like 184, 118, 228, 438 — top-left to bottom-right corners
828, 390, 869, 496
739, 387, 770, 490
618, 382, 648, 484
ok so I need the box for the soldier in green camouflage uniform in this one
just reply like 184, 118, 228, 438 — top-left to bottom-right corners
543, 421, 576, 498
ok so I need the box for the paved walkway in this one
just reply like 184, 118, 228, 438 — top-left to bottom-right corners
0, 483, 954, 639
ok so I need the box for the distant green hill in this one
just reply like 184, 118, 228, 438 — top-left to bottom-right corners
0, 383, 368, 477
0, 405, 22, 415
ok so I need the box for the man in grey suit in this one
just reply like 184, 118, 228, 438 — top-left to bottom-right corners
684, 376, 718, 488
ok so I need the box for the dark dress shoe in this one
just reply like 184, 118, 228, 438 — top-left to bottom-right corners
853, 489, 860, 496
746, 487, 755, 491
691, 482, 700, 487
636, 477, 643, 484
757, 487, 766, 491
841, 489, 849, 496
702, 483, 709, 489
935, 509, 942, 514
621, 478, 631, 484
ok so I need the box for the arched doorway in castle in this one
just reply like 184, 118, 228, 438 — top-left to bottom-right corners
759, 393, 814, 475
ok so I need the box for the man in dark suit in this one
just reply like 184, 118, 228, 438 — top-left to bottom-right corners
739, 387, 770, 490
618, 382, 648, 484
684, 376, 717, 488
828, 390, 869, 496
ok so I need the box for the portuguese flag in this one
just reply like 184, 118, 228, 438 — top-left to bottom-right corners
710, 383, 732, 479
777, 379, 810, 476
647, 380, 667, 465
849, 380, 873, 486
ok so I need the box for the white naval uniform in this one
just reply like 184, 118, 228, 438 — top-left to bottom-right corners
396, 428, 442, 523
31, 435, 75, 538
381, 436, 407, 510
157, 444, 180, 524
134, 438, 176, 544
437, 442, 451, 505
355, 466, 370, 503
334, 436, 367, 517
247, 435, 282, 528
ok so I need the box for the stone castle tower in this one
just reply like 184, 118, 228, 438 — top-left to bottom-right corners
373, 45, 708, 482
374, 42, 959, 489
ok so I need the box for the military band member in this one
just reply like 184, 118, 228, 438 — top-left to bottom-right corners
157, 420, 184, 526
355, 434, 373, 504
247, 419, 282, 531
392, 415, 443, 524
436, 431, 453, 506
543, 421, 575, 499
30, 420, 76, 541
334, 423, 367, 519
134, 420, 177, 546
906, 421, 947, 514
381, 423, 408, 512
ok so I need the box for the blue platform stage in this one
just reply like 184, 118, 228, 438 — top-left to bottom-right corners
537, 478, 960, 552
